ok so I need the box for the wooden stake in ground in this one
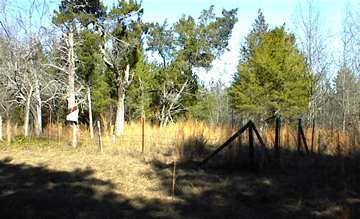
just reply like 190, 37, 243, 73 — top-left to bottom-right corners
0, 116, 2, 141
172, 158, 177, 199
274, 117, 281, 161
297, 119, 302, 154
297, 119, 309, 155
311, 119, 315, 153
58, 123, 62, 145
317, 131, 321, 154
97, 121, 103, 153
300, 128, 309, 155
47, 123, 51, 144
141, 116, 145, 153
251, 121, 269, 165
336, 131, 341, 156
248, 124, 255, 168
200, 121, 251, 166
6, 120, 11, 145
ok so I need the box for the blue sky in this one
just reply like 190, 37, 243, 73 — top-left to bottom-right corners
132, 0, 352, 86
7, 0, 354, 86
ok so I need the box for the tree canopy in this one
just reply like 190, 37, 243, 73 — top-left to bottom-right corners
145, 6, 238, 125
229, 11, 312, 119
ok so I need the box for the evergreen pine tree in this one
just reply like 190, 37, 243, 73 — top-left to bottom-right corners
229, 13, 312, 119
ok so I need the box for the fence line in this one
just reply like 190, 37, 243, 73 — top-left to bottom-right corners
0, 120, 359, 157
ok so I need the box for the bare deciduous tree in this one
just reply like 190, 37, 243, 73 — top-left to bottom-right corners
158, 79, 188, 127
293, 0, 331, 125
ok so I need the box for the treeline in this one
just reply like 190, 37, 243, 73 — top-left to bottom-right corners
0, 0, 237, 146
228, 6, 360, 134
0, 0, 359, 146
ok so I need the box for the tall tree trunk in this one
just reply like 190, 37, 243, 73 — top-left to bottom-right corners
115, 87, 125, 136
35, 104, 42, 137
88, 87, 94, 139
72, 123, 77, 147
34, 74, 42, 137
68, 26, 77, 147
24, 89, 33, 137
24, 99, 30, 137
342, 70, 346, 132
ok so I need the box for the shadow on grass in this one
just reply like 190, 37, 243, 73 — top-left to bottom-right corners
148, 140, 360, 219
1, 139, 360, 219
0, 156, 160, 219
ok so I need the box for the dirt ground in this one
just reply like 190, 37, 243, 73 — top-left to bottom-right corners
0, 142, 359, 219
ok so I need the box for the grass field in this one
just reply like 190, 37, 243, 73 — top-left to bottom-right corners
0, 122, 360, 218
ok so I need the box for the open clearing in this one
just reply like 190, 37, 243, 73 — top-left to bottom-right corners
0, 142, 359, 219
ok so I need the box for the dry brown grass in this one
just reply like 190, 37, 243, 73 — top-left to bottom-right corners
2, 120, 236, 157
0, 120, 233, 205
0, 120, 360, 218
0, 145, 167, 200
3, 120, 359, 157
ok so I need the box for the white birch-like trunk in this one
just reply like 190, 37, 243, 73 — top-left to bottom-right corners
34, 74, 42, 137
88, 87, 94, 139
35, 104, 42, 136
114, 64, 130, 136
68, 26, 77, 148
114, 87, 125, 136
24, 91, 32, 137
72, 123, 77, 147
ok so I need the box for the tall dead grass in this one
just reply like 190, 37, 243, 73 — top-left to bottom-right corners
1, 120, 359, 157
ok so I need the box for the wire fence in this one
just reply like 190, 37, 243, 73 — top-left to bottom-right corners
1, 119, 359, 157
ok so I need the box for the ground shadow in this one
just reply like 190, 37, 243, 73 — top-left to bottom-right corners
147, 141, 360, 219
1, 142, 360, 218
0, 157, 160, 219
